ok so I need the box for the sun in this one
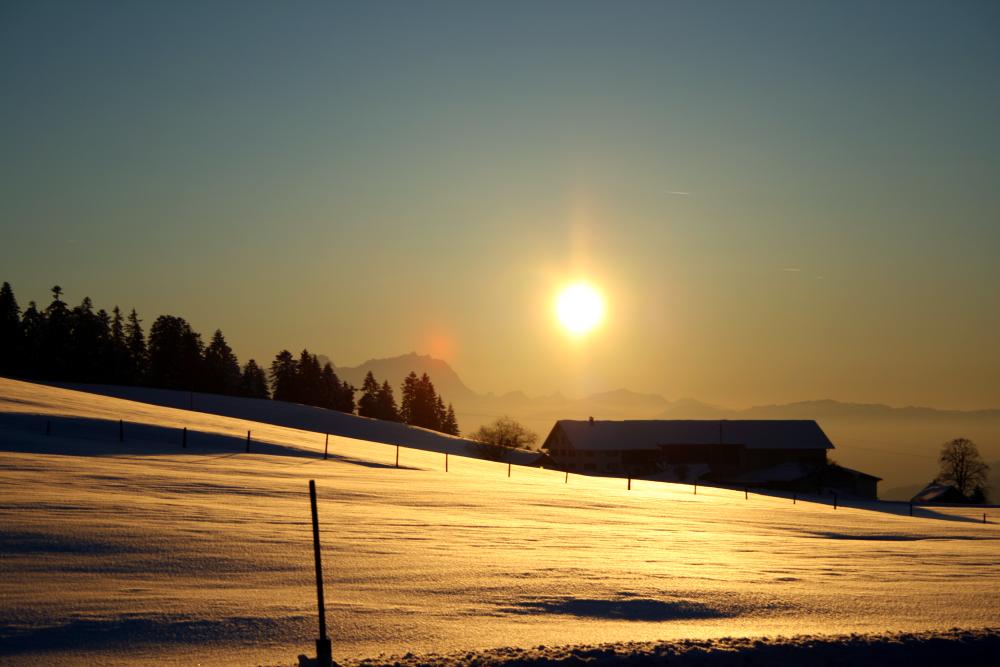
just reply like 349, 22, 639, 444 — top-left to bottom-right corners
556, 283, 605, 335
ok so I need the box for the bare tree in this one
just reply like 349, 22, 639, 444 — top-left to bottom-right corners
936, 438, 990, 500
469, 416, 537, 461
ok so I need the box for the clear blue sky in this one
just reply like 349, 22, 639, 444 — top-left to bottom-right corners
1, 1, 998, 408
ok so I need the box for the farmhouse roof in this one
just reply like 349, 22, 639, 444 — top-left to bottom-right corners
549, 419, 835, 451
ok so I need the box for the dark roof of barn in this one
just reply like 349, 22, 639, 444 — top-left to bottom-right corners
548, 419, 835, 451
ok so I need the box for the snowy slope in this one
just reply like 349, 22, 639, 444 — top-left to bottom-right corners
1, 378, 998, 666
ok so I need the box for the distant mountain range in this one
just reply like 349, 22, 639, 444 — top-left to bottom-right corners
324, 351, 999, 422
321, 352, 1000, 498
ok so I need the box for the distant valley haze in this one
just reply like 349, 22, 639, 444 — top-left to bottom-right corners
326, 351, 1000, 498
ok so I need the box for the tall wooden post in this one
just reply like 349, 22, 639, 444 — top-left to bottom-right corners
395, 445, 399, 468
308, 480, 332, 666
564, 470, 568, 484
745, 487, 748, 500
627, 477, 631, 491
507, 462, 511, 478
246, 430, 250, 453
694, 483, 697, 495
793, 493, 796, 504
182, 427, 187, 449
445, 452, 449, 472
324, 434, 329, 460
833, 493, 838, 510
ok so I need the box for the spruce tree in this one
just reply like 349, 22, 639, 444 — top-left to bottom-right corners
203, 329, 241, 395
147, 315, 205, 391
357, 371, 379, 418
400, 371, 419, 424
68, 296, 106, 382
109, 306, 130, 384
269, 350, 298, 402
0, 282, 23, 376
337, 378, 356, 414
238, 359, 270, 398
442, 403, 459, 436
124, 309, 147, 384
20, 301, 43, 379
376, 380, 400, 421
319, 362, 340, 409
41, 285, 71, 379
296, 350, 323, 406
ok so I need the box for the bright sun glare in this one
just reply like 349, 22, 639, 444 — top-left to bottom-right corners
556, 283, 605, 335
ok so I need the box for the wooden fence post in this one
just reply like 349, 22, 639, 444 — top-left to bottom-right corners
395, 445, 399, 468
792, 493, 796, 504
507, 462, 511, 478
182, 427, 187, 449
445, 452, 449, 472
745, 487, 748, 500
119, 419, 124, 442
324, 434, 329, 460
627, 477, 631, 491
833, 493, 838, 510
564, 470, 568, 484
246, 430, 250, 453
308, 480, 333, 667
694, 483, 697, 495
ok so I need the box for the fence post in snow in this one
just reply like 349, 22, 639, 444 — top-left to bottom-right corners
694, 483, 697, 495
119, 419, 124, 442
445, 452, 449, 472
324, 434, 329, 461
507, 462, 511, 478
308, 480, 333, 667
564, 470, 568, 484
627, 477, 631, 491
833, 493, 838, 510
182, 427, 187, 449
246, 430, 251, 453
745, 487, 748, 500
395, 445, 399, 468
792, 493, 796, 504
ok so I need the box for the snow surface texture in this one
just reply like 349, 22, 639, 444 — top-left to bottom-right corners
1, 378, 998, 666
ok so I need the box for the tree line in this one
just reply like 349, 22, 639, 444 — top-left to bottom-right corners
0, 282, 459, 435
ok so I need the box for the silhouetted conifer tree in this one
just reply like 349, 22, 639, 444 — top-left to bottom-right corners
41, 286, 71, 379
147, 315, 205, 390
68, 296, 108, 382
442, 403, 459, 436
124, 309, 147, 384
238, 359, 270, 398
203, 329, 241, 395
357, 371, 379, 418
20, 301, 43, 378
109, 306, 130, 383
0, 282, 23, 376
269, 350, 298, 402
376, 380, 400, 421
400, 371, 419, 424
294, 350, 322, 404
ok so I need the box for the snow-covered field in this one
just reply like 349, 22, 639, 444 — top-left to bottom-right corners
1, 378, 997, 665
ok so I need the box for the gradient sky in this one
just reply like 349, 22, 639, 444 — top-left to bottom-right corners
2, 1, 998, 409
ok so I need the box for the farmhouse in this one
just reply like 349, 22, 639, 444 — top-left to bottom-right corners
541, 418, 880, 499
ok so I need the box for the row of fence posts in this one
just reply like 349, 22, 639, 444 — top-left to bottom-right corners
38, 416, 991, 525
